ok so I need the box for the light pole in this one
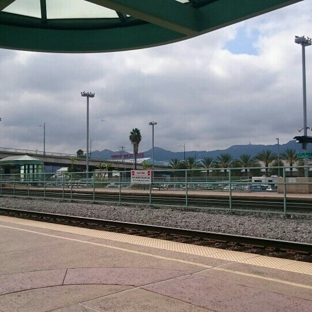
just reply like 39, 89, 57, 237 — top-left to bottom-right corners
179, 144, 186, 161
81, 91, 95, 175
90, 138, 94, 159
149, 121, 157, 167
295, 35, 311, 177
119, 146, 125, 162
276, 138, 280, 176
39, 122, 45, 155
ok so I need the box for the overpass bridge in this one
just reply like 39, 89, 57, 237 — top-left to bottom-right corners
0, 147, 168, 172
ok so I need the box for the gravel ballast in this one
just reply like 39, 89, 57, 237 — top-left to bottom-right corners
0, 197, 311, 244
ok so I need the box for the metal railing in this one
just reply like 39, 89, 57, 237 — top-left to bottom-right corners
0, 166, 311, 216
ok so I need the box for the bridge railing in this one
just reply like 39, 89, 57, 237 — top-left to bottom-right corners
0, 146, 76, 158
0, 167, 311, 215
0, 146, 126, 163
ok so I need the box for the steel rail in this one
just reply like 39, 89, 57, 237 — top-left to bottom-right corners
0, 207, 311, 256
1, 188, 312, 213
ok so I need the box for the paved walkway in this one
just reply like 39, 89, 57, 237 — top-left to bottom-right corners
0, 215, 311, 311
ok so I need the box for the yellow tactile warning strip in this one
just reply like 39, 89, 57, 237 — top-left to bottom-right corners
1, 215, 311, 276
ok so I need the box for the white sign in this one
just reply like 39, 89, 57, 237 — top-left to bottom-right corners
131, 170, 151, 184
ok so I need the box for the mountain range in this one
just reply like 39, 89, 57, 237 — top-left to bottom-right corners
91, 140, 304, 161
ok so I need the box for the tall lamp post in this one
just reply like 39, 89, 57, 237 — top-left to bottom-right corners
295, 35, 311, 177
39, 122, 45, 155
276, 138, 280, 177
119, 146, 125, 162
90, 138, 94, 159
149, 121, 157, 167
81, 91, 95, 175
179, 144, 186, 161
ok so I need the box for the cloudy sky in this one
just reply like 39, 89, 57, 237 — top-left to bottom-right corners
1, 1, 312, 157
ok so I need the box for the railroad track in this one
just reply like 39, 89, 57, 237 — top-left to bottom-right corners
1, 187, 312, 213
0, 207, 311, 263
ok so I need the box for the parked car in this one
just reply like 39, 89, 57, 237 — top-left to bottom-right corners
106, 183, 119, 188
266, 185, 277, 192
249, 184, 267, 192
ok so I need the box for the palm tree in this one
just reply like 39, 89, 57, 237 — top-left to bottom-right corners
129, 128, 142, 170
255, 150, 277, 176
270, 159, 284, 176
215, 153, 234, 176
236, 154, 259, 177
200, 157, 214, 177
96, 163, 107, 180
183, 156, 201, 169
281, 149, 298, 177
182, 156, 201, 177
169, 158, 181, 169
98, 162, 113, 179
76, 149, 84, 158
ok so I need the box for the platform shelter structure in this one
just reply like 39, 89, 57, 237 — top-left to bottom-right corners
0, 0, 302, 53
0, 155, 43, 181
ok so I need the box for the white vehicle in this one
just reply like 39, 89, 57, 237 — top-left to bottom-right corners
252, 176, 278, 185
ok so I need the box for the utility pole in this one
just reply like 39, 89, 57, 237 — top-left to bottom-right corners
119, 146, 125, 162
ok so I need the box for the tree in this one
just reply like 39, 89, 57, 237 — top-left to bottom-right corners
296, 159, 305, 177
255, 150, 277, 177
169, 158, 181, 169
182, 156, 201, 177
183, 156, 201, 169
69, 157, 76, 171
215, 153, 234, 176
200, 157, 214, 177
270, 159, 284, 176
236, 154, 259, 177
96, 162, 113, 179
76, 149, 84, 158
168, 158, 185, 178
142, 160, 153, 169
129, 128, 142, 170
281, 149, 298, 177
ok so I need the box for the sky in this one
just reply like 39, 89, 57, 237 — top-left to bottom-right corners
1, 1, 312, 157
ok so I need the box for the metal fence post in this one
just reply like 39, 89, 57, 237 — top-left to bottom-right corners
119, 173, 121, 204
43, 173, 46, 199
27, 174, 30, 197
229, 169, 232, 210
283, 167, 287, 215
69, 172, 73, 201
185, 169, 188, 208
92, 175, 95, 202
149, 182, 152, 205
62, 173, 65, 200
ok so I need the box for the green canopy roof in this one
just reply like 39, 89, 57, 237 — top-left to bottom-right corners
0, 155, 43, 166
0, 0, 302, 53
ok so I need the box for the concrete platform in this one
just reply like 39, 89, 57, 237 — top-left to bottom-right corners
0, 215, 311, 312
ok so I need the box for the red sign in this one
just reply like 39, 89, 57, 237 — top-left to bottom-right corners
131, 170, 151, 184
111, 153, 144, 159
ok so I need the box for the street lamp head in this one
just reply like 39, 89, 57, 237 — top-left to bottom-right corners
295, 35, 312, 46
81, 91, 95, 98
149, 121, 157, 126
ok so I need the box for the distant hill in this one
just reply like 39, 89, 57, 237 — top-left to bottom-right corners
91, 140, 304, 162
